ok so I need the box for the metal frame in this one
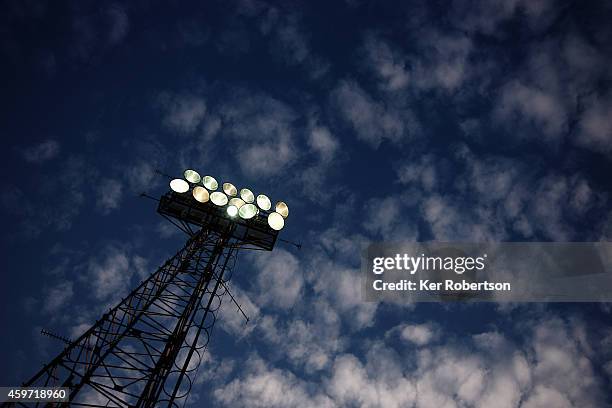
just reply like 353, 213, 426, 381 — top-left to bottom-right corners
5, 189, 278, 407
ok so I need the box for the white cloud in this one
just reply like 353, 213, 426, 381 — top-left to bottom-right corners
96, 178, 123, 214
307, 254, 377, 330
412, 32, 473, 92
399, 323, 438, 346
308, 126, 338, 162
251, 249, 302, 310
397, 155, 437, 191
107, 4, 129, 44
451, 0, 556, 35
328, 353, 416, 408
218, 285, 259, 337
87, 247, 131, 301
213, 355, 335, 407
220, 93, 298, 177
332, 80, 405, 147
578, 96, 612, 154
161, 94, 207, 135
362, 35, 410, 91
522, 386, 572, 408
495, 80, 566, 140
42, 280, 74, 314
125, 161, 157, 192
22, 139, 60, 163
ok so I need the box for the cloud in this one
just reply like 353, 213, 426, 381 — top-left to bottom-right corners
578, 95, 612, 154
42, 280, 74, 314
450, 0, 556, 35
250, 249, 303, 310
253, 302, 344, 374
96, 178, 123, 214
388, 145, 610, 241
308, 126, 338, 163
220, 92, 298, 177
22, 139, 60, 163
396, 154, 437, 191
124, 161, 157, 192
213, 354, 335, 407
331, 80, 405, 147
87, 246, 132, 301
218, 285, 259, 337
399, 323, 438, 346
307, 252, 378, 330
107, 4, 129, 44
495, 80, 567, 140
412, 32, 473, 92
362, 35, 410, 91
160, 93, 207, 135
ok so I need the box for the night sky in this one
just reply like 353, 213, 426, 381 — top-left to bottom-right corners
2, 0, 612, 406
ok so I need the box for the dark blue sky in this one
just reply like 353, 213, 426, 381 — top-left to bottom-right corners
2, 0, 612, 406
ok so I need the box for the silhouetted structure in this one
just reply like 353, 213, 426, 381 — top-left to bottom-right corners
7, 170, 286, 407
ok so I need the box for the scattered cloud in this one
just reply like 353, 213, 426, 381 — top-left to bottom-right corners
578, 95, 612, 154
86, 246, 132, 301
42, 280, 74, 314
22, 139, 60, 163
213, 315, 608, 407
214, 354, 335, 407
362, 35, 410, 91
107, 4, 129, 44
331, 80, 405, 147
220, 92, 298, 177
250, 249, 302, 310
308, 126, 338, 163
160, 93, 207, 135
96, 178, 123, 214
399, 323, 438, 346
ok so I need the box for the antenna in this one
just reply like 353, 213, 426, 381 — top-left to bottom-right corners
40, 328, 73, 347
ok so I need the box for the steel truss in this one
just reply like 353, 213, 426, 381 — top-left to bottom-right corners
10, 226, 237, 407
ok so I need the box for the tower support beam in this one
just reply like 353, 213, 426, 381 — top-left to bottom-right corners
10, 227, 237, 408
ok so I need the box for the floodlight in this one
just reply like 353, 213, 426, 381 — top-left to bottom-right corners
210, 191, 228, 206
267, 212, 284, 230
240, 188, 254, 203
238, 203, 257, 219
226, 205, 238, 217
256, 194, 272, 211
275, 201, 289, 218
170, 179, 190, 193
192, 186, 209, 203
184, 169, 201, 184
228, 197, 245, 209
203, 176, 218, 191
223, 183, 238, 196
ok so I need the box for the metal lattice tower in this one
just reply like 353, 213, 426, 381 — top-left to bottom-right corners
7, 170, 287, 407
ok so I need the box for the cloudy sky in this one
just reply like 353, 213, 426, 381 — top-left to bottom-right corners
1, 0, 612, 406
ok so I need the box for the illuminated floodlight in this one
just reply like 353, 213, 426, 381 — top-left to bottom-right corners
192, 186, 209, 203
228, 197, 245, 209
170, 179, 190, 193
210, 192, 228, 206
184, 169, 201, 184
223, 182, 238, 196
203, 176, 218, 191
267, 212, 284, 231
240, 188, 254, 203
275, 201, 289, 218
238, 203, 257, 219
256, 194, 272, 211
226, 205, 238, 217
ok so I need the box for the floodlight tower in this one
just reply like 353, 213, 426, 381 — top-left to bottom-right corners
7, 169, 289, 407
